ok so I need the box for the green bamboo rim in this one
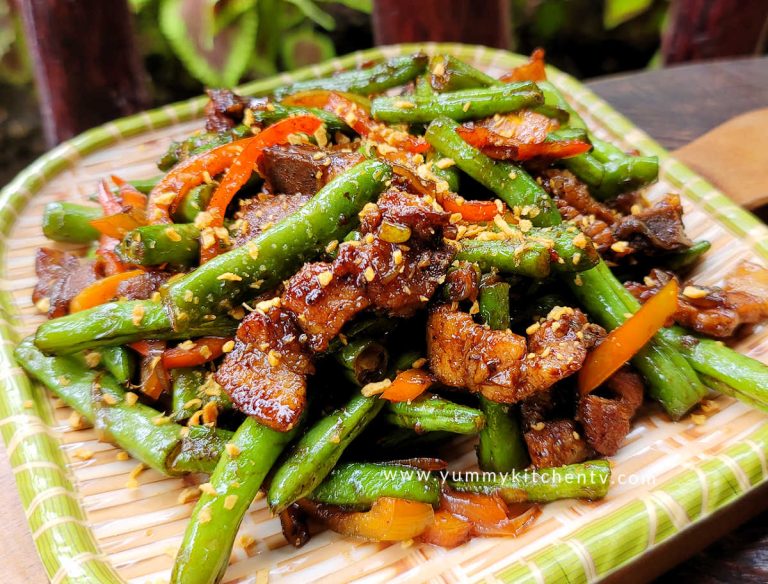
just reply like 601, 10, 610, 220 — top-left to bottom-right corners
1, 43, 766, 583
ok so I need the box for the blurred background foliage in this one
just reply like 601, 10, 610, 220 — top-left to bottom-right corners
0, 0, 681, 185
0, 0, 669, 103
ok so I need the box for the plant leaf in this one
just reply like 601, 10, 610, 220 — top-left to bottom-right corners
159, 0, 258, 87
603, 0, 654, 29
283, 0, 335, 30
315, 0, 372, 13
280, 27, 335, 70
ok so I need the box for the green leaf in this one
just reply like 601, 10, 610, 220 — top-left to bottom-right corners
280, 27, 335, 70
129, 0, 155, 12
159, 0, 258, 87
283, 0, 335, 30
316, 0, 372, 13
603, 0, 654, 29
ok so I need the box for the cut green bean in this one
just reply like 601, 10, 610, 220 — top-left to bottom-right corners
310, 462, 440, 508
274, 54, 428, 99
171, 367, 206, 422
448, 460, 611, 502
425, 117, 561, 225
251, 104, 348, 132
372, 83, 543, 124
34, 300, 238, 354
335, 338, 389, 386
42, 201, 102, 243
268, 394, 385, 513
477, 282, 529, 472
170, 424, 234, 475
171, 417, 300, 584
98, 345, 136, 385
664, 240, 711, 270
172, 183, 216, 224
165, 159, 392, 329
386, 394, 485, 435
428, 54, 499, 92
118, 223, 201, 267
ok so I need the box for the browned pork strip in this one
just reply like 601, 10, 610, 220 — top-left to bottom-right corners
204, 89, 260, 132
234, 193, 311, 245
612, 194, 692, 253
33, 248, 99, 318
258, 144, 364, 196
215, 306, 314, 431
626, 264, 768, 338
427, 306, 528, 403
523, 419, 593, 468
116, 271, 171, 301
578, 367, 644, 456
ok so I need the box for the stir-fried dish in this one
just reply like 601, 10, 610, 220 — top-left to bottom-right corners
17, 50, 768, 583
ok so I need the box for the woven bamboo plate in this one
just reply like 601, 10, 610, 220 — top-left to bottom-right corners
2, 43, 768, 584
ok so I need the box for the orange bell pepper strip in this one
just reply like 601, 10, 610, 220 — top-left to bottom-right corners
500, 48, 547, 82
418, 510, 472, 547
111, 175, 148, 209
440, 489, 540, 537
69, 269, 144, 312
161, 337, 231, 369
136, 339, 169, 400
380, 368, 434, 402
128, 340, 154, 357
578, 278, 680, 395
317, 497, 435, 541
284, 91, 430, 154
198, 115, 324, 263
89, 210, 145, 240
146, 138, 257, 224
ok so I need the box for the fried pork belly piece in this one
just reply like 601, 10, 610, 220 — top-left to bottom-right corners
612, 194, 692, 253
215, 306, 313, 431
427, 306, 528, 402
578, 367, 644, 456
541, 169, 692, 257
522, 306, 604, 396
427, 306, 604, 404
33, 248, 99, 318
258, 144, 364, 196
116, 271, 171, 301
523, 419, 593, 468
443, 263, 480, 304
625, 263, 768, 338
233, 193, 311, 245
281, 261, 370, 352
204, 89, 258, 132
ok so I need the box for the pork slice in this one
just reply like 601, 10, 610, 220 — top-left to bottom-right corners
523, 419, 593, 468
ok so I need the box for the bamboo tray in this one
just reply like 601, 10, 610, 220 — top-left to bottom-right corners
1, 44, 767, 584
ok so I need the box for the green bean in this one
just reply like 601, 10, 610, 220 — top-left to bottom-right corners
171, 418, 301, 584
371, 83, 543, 124
664, 240, 712, 270
170, 367, 206, 422
427, 116, 706, 418
268, 394, 384, 513
165, 159, 392, 329
274, 54, 428, 99
17, 337, 183, 474
426, 150, 460, 192
98, 345, 136, 385
660, 326, 768, 405
34, 300, 238, 354
172, 183, 216, 224
128, 176, 162, 194
448, 460, 611, 502
425, 117, 561, 225
310, 462, 441, 508
386, 394, 485, 434
170, 424, 234, 475
477, 282, 529, 472
42, 201, 102, 243
335, 338, 389, 386
427, 55, 498, 92
118, 223, 201, 267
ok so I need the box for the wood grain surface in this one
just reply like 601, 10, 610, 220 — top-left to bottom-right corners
2, 56, 767, 583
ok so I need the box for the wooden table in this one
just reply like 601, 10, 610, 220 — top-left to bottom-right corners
2, 56, 768, 583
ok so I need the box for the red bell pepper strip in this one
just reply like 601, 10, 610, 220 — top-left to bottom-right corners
500, 48, 547, 82
161, 337, 231, 369
439, 193, 501, 222
578, 278, 680, 395
199, 115, 324, 263
136, 340, 169, 400
456, 126, 590, 161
